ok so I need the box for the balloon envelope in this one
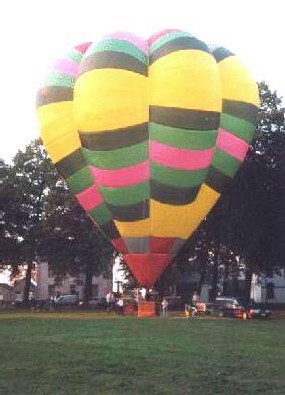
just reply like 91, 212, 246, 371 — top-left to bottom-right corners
37, 30, 259, 287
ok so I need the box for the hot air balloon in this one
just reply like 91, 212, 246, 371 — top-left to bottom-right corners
36, 29, 259, 291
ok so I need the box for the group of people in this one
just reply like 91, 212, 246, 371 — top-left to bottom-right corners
105, 289, 201, 318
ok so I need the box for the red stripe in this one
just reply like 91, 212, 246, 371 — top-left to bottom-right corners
150, 237, 175, 253
216, 128, 249, 161
150, 141, 214, 170
124, 254, 172, 287
89, 161, 150, 187
112, 238, 128, 254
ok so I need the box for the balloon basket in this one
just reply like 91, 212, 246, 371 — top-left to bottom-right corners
138, 301, 159, 318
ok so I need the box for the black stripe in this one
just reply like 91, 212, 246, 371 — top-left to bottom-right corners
223, 100, 258, 124
106, 201, 149, 221
150, 36, 209, 65
36, 86, 73, 108
55, 148, 86, 178
79, 51, 148, 76
79, 123, 148, 151
205, 166, 233, 193
151, 180, 200, 205
150, 106, 220, 130
100, 220, 121, 239
212, 47, 234, 63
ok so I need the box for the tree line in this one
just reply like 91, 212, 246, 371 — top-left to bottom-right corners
0, 82, 284, 304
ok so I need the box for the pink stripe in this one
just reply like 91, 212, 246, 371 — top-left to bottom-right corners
89, 161, 150, 187
216, 128, 249, 161
103, 32, 148, 55
150, 141, 214, 170
148, 29, 181, 45
76, 185, 103, 211
52, 59, 79, 77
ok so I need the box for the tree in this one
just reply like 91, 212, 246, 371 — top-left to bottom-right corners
1, 140, 115, 304
0, 141, 60, 304
175, 82, 285, 300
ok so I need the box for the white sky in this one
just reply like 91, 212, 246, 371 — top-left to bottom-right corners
1, 0, 284, 163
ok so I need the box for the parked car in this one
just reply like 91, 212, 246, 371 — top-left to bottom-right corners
79, 297, 106, 310
54, 294, 79, 308
212, 296, 271, 319
247, 305, 272, 319
213, 297, 247, 319
164, 296, 184, 310
31, 298, 50, 311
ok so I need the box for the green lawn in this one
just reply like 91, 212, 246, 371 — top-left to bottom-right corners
0, 313, 285, 394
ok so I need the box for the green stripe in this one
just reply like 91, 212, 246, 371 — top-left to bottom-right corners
220, 113, 256, 143
150, 31, 192, 54
89, 204, 112, 225
86, 39, 148, 65
67, 49, 82, 64
212, 149, 241, 178
150, 122, 217, 149
151, 162, 207, 188
65, 167, 93, 194
82, 142, 148, 169
99, 182, 149, 206
45, 72, 75, 88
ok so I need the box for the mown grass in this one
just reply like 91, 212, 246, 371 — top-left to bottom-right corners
0, 313, 284, 394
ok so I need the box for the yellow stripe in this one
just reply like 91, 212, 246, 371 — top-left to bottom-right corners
37, 101, 77, 146
149, 50, 222, 112
218, 56, 259, 106
150, 184, 220, 238
74, 69, 148, 132
45, 131, 81, 164
114, 218, 150, 237
37, 101, 80, 163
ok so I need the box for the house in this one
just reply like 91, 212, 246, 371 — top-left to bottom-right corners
36, 262, 112, 300
0, 283, 13, 306
251, 268, 285, 304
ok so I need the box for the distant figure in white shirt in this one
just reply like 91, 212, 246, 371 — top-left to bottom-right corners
161, 298, 168, 318
106, 291, 112, 312
141, 288, 147, 300
117, 296, 124, 315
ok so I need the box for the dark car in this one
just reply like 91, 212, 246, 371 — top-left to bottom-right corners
247, 305, 271, 319
213, 297, 247, 319
213, 297, 271, 319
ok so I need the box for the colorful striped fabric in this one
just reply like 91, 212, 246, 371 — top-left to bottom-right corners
37, 30, 259, 287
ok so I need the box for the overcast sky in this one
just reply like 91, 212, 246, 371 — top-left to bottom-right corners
1, 0, 284, 163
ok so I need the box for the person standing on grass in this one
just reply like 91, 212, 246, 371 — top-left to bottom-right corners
117, 296, 124, 315
106, 291, 112, 312
192, 291, 199, 306
161, 297, 168, 318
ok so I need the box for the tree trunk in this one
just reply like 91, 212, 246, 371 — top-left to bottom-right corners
211, 259, 219, 301
23, 262, 33, 306
210, 243, 220, 302
244, 265, 253, 300
222, 265, 229, 296
197, 261, 206, 296
83, 260, 94, 304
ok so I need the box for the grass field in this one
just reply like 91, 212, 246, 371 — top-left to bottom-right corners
0, 312, 285, 395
